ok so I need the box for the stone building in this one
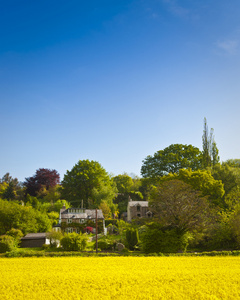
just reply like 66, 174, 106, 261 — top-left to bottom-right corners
127, 201, 152, 222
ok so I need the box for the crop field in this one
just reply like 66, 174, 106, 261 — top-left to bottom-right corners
0, 256, 240, 299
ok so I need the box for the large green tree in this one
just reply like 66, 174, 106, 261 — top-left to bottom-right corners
150, 180, 210, 233
141, 144, 202, 178
61, 159, 117, 209
0, 199, 51, 234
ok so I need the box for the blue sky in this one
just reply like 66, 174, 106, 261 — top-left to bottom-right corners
1, 0, 240, 182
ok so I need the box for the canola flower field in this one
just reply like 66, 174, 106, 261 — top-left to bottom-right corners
1, 256, 240, 299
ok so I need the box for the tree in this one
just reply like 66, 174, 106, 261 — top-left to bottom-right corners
1, 182, 16, 201
46, 229, 63, 248
0, 173, 23, 201
212, 164, 239, 196
0, 199, 51, 234
61, 160, 117, 208
150, 180, 210, 233
113, 174, 143, 216
140, 222, 189, 253
223, 159, 240, 169
202, 118, 220, 168
141, 144, 202, 178
60, 232, 88, 251
126, 228, 139, 250
176, 169, 225, 207
24, 168, 60, 197
113, 174, 134, 193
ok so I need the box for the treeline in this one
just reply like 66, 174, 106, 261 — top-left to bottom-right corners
1, 118, 240, 252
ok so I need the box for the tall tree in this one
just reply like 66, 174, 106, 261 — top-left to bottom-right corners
202, 118, 219, 168
141, 144, 202, 178
24, 168, 60, 197
61, 159, 117, 209
150, 180, 210, 233
161, 168, 225, 207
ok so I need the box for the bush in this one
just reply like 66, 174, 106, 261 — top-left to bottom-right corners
126, 228, 139, 250
46, 230, 63, 248
42, 244, 50, 250
60, 232, 88, 251
95, 239, 113, 251
140, 223, 188, 253
6, 228, 23, 241
0, 235, 17, 253
105, 219, 118, 227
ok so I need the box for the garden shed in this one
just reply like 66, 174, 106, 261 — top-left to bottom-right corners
21, 233, 50, 248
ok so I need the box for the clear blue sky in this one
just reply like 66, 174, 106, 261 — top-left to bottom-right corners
1, 0, 240, 182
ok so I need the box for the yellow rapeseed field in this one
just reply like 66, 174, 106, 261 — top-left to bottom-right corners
0, 256, 240, 299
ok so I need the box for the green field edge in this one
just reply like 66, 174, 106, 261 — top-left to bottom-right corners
2, 249, 240, 258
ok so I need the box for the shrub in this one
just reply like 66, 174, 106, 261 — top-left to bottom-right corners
140, 223, 188, 253
6, 228, 23, 240
126, 228, 139, 250
46, 230, 63, 248
0, 235, 17, 253
42, 244, 50, 250
95, 239, 113, 251
60, 232, 88, 251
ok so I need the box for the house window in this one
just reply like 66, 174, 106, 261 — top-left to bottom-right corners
137, 205, 141, 212
80, 219, 85, 223
137, 213, 141, 217
66, 228, 73, 233
68, 219, 72, 224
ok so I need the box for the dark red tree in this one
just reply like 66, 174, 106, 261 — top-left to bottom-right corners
24, 168, 60, 196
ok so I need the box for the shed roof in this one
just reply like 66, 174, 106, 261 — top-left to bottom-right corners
21, 233, 47, 240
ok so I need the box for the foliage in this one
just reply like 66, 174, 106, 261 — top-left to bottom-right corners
24, 168, 60, 197
0, 173, 23, 201
0, 235, 17, 253
125, 228, 139, 250
113, 174, 134, 193
46, 230, 63, 248
141, 144, 202, 178
61, 159, 117, 209
212, 164, 240, 196
116, 219, 130, 236
223, 159, 240, 169
177, 168, 225, 206
6, 228, 23, 246
140, 223, 188, 253
94, 238, 114, 251
47, 211, 59, 226
1, 182, 17, 200
0, 199, 51, 235
60, 232, 88, 251
150, 180, 210, 233
202, 118, 219, 168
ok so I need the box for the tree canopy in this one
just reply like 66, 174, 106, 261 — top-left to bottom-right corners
61, 159, 117, 210
150, 180, 210, 233
141, 144, 202, 178
24, 168, 60, 196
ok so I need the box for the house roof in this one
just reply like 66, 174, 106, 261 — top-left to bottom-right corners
21, 233, 47, 240
128, 201, 149, 207
61, 208, 104, 219
61, 212, 88, 219
85, 209, 104, 219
